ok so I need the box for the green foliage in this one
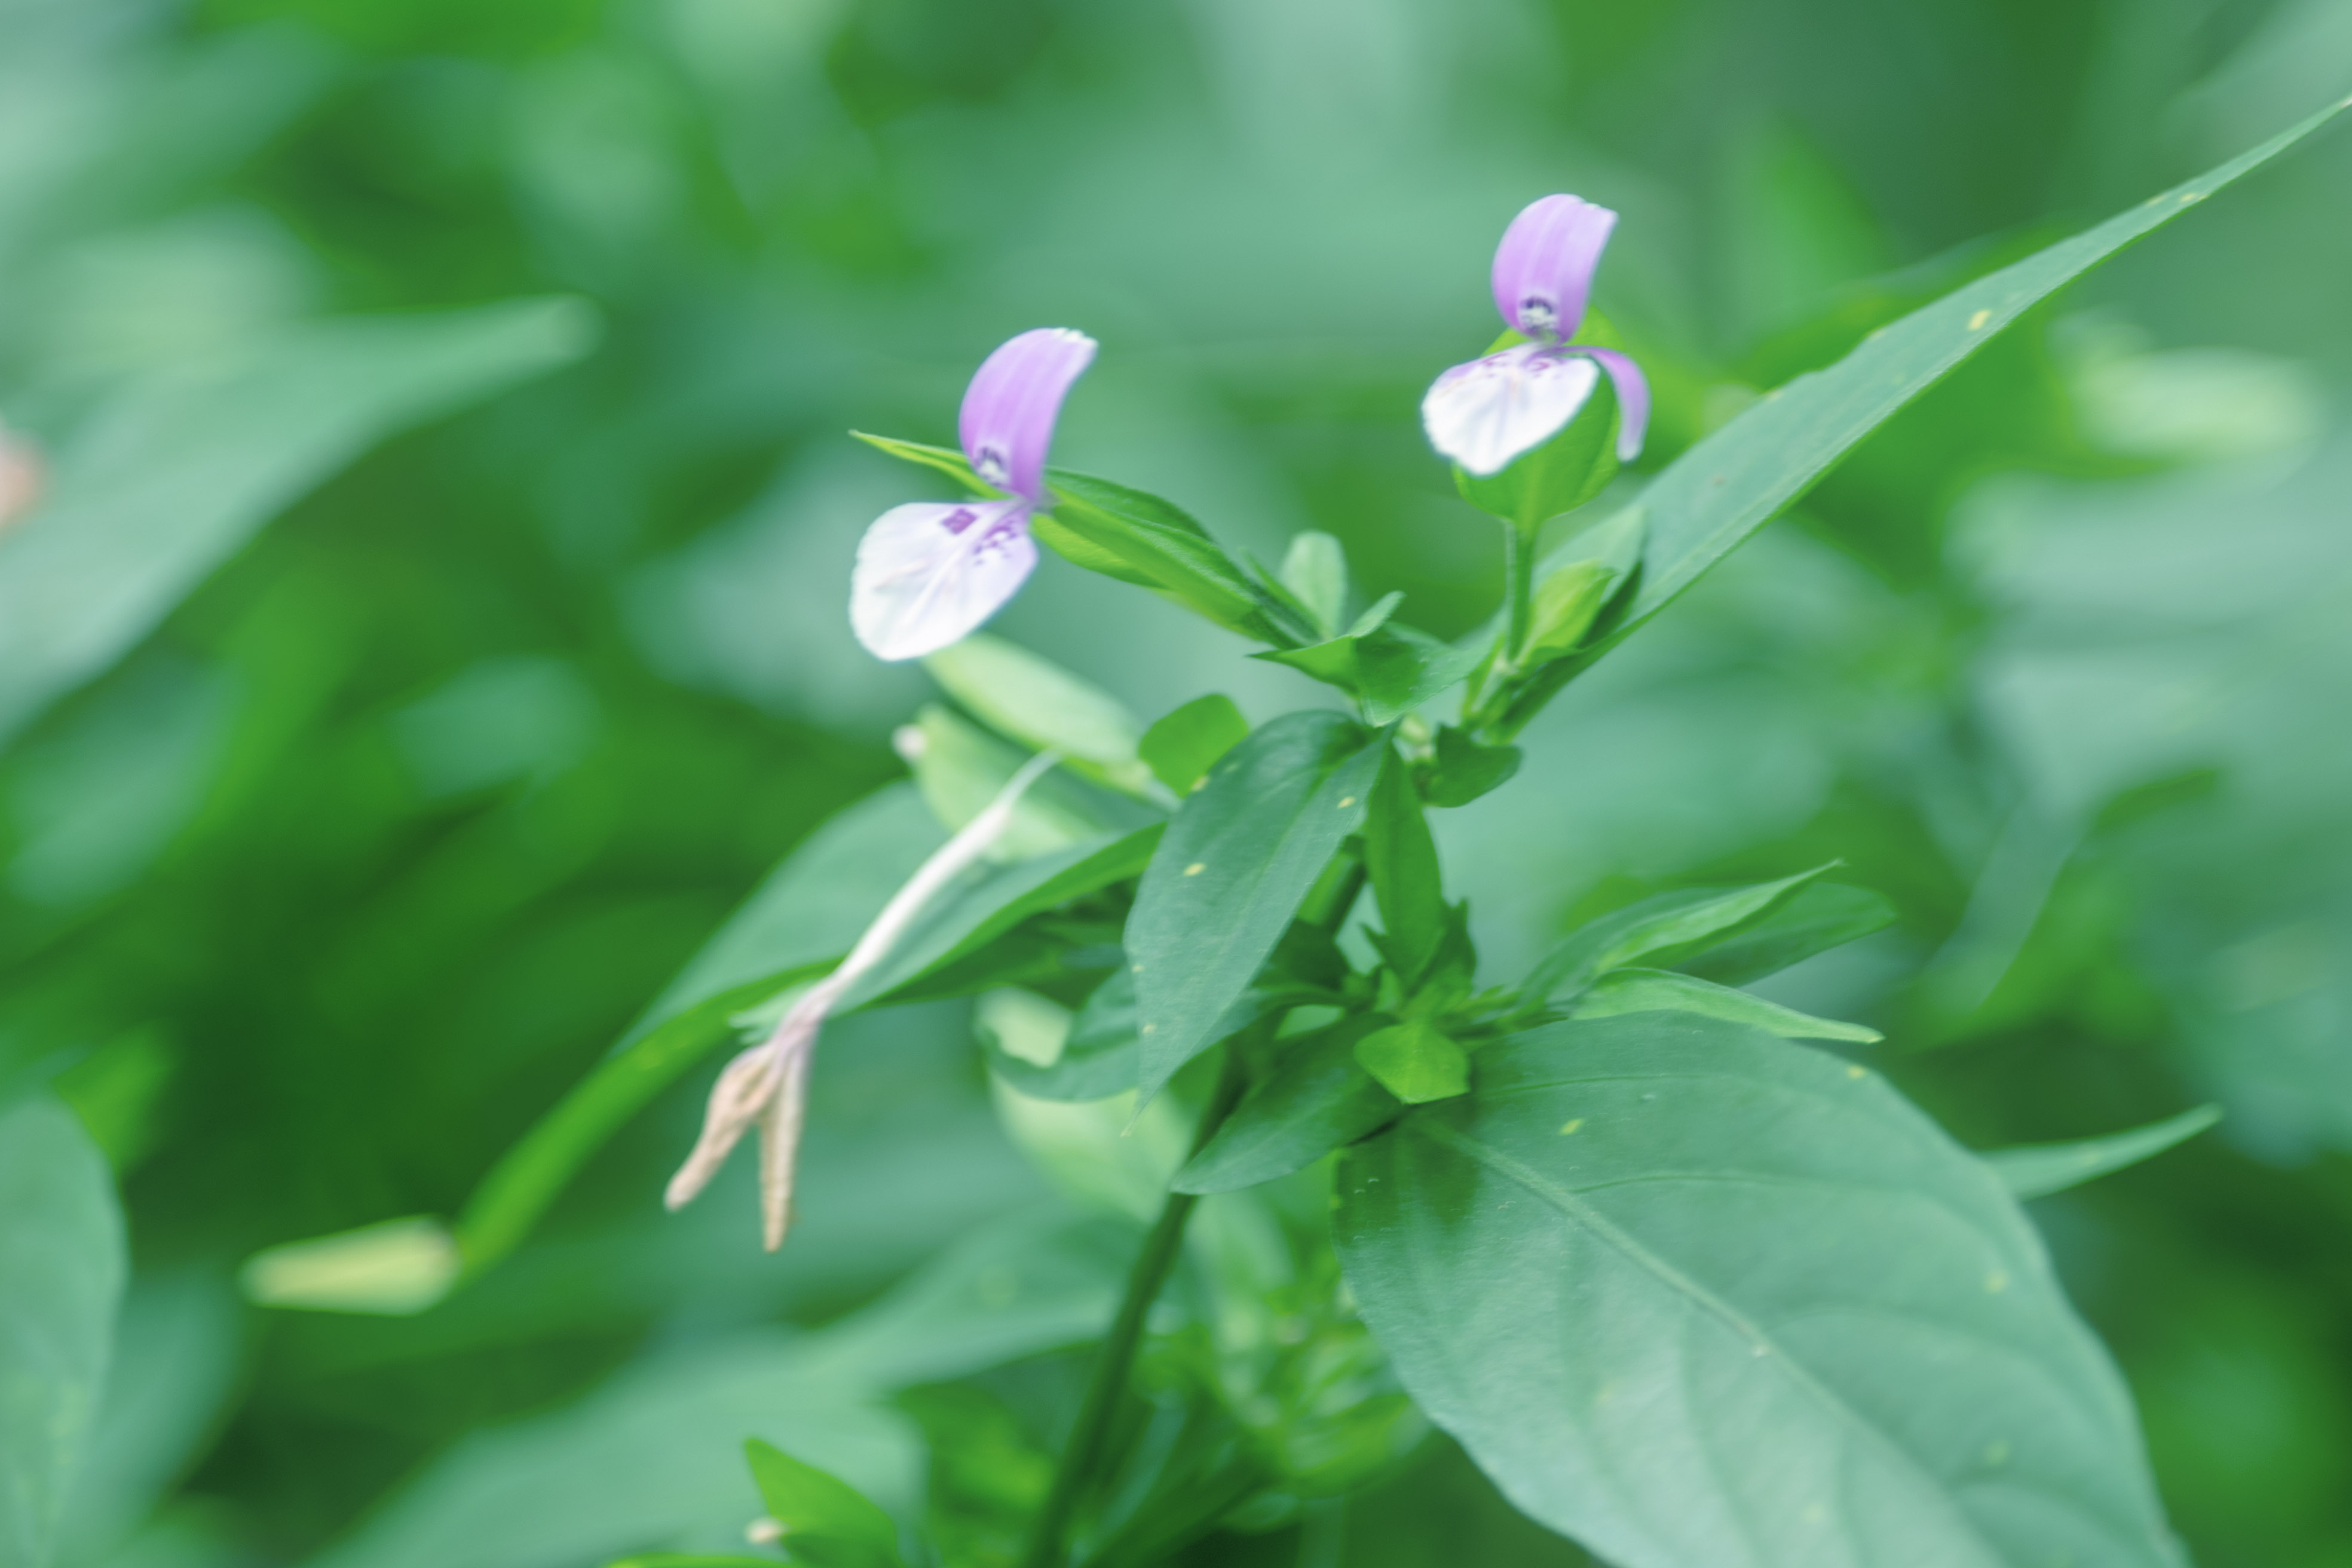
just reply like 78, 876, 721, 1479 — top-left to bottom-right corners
1336, 1015, 2180, 1568
1520, 866, 1835, 1003
1135, 695, 1250, 798
1566, 966, 1884, 1043
742, 1440, 907, 1568
0, 1097, 125, 1568
1171, 1019, 1396, 1195
1350, 1021, 1469, 1105
1452, 357, 1621, 535
1126, 713, 1382, 1098
1984, 1106, 2224, 1200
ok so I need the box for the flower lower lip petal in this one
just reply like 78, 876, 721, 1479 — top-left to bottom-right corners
850, 498, 1039, 660
1422, 345, 1601, 477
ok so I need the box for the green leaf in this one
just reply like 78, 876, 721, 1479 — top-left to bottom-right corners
0, 298, 598, 750
1677, 881, 1898, 987
1258, 614, 1489, 725
1128, 712, 1383, 1100
923, 635, 1153, 796
1, 1095, 127, 1568
1171, 1019, 1397, 1194
1983, 1106, 2222, 1200
1454, 351, 1621, 534
608, 1557, 783, 1567
1363, 745, 1446, 983
1336, 1014, 2180, 1568
743, 1440, 906, 1568
1421, 727, 1521, 808
1034, 469, 1304, 645
976, 979, 1138, 1102
902, 704, 1147, 862
850, 430, 999, 495
1353, 1020, 1470, 1104
1514, 102, 2348, 722
1568, 967, 1883, 1043
1138, 694, 1251, 797
1520, 865, 1836, 1004
1279, 531, 1350, 636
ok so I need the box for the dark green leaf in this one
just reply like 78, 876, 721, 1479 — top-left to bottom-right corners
1128, 712, 1382, 1100
743, 1440, 905, 1568
1258, 615, 1488, 726
1983, 1106, 2222, 1200
1336, 1014, 2180, 1568
1520, 865, 1835, 1004
1036, 469, 1304, 645
1569, 967, 1882, 1043
850, 430, 998, 494
1138, 695, 1251, 797
1353, 1020, 1469, 1104
1, 1096, 127, 1568
1363, 746, 1446, 983
1172, 1019, 1397, 1193
0, 299, 598, 749
1678, 881, 1898, 986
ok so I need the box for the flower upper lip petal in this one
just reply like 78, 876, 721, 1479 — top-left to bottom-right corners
1490, 195, 1616, 343
957, 327, 1098, 503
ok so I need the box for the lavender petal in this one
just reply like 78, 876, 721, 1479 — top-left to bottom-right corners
1489, 195, 1616, 341
1421, 344, 1602, 478
957, 327, 1097, 502
850, 498, 1038, 660
1579, 347, 1650, 461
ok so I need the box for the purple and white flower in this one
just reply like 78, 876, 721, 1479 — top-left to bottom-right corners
1421, 194, 1650, 478
850, 327, 1097, 661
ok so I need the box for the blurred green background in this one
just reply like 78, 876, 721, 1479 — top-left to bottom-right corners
2, 0, 2349, 1563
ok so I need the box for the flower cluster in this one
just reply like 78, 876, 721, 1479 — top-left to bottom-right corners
844, 194, 1643, 664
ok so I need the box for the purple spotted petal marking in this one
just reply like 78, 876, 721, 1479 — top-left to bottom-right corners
1425, 194, 1647, 476
852, 498, 1039, 661
958, 327, 1097, 501
851, 328, 1096, 661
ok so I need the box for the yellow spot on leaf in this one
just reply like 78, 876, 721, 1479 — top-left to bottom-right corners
1190, 777, 1208, 792
1140, 1022, 1156, 1034
2179, 191, 2201, 203
1184, 863, 1206, 876
1131, 963, 1144, 973
1985, 1270, 2010, 1294
1984, 1439, 2011, 1466
1802, 1503, 1827, 1526
1846, 1065, 1866, 1080
1337, 797, 1356, 809
1560, 1118, 1585, 1135
1968, 308, 1992, 330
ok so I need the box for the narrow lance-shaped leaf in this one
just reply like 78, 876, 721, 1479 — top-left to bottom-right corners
1127, 712, 1383, 1100
1336, 1013, 2183, 1568
1501, 100, 2350, 730
1520, 865, 1835, 1004
1172, 1019, 1398, 1195
1568, 966, 1882, 1043
1983, 1105, 2222, 1200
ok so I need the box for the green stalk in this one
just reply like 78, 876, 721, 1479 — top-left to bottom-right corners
1018, 1052, 1250, 1568
1501, 518, 1537, 662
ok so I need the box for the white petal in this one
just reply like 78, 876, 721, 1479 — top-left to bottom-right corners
1421, 345, 1600, 478
850, 499, 1036, 661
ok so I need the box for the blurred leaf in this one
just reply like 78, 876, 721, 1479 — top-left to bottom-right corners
240, 1215, 461, 1316
0, 1095, 126, 1568
1336, 1014, 2181, 1568
1352, 1021, 1468, 1104
1173, 1021, 1395, 1195
1035, 470, 1302, 645
1129, 712, 1381, 1100
923, 635, 1152, 797
903, 705, 1137, 861
743, 1440, 906, 1568
1567, 967, 1882, 1043
1505, 100, 2350, 728
979, 977, 1137, 1103
0, 298, 599, 749
1421, 727, 1521, 808
1520, 866, 1835, 1004
1279, 531, 1349, 636
1137, 695, 1250, 797
1677, 882, 1898, 987
987, 1073, 1188, 1221
1984, 1106, 2222, 1200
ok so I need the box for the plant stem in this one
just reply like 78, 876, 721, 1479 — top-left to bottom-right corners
1501, 518, 1536, 663
1018, 1053, 1250, 1568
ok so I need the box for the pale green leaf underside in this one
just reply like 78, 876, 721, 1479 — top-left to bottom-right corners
1601, 100, 2347, 658
1983, 1105, 2222, 1200
0, 1095, 127, 1568
1336, 1014, 2182, 1568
